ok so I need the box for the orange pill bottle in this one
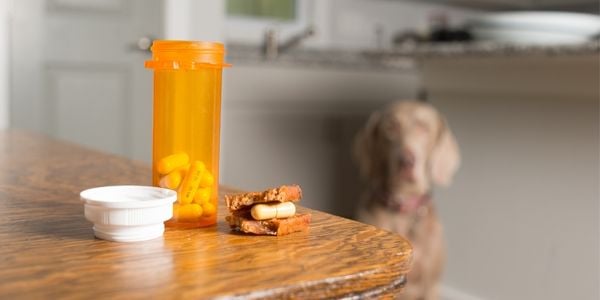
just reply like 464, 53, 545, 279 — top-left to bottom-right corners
145, 41, 229, 228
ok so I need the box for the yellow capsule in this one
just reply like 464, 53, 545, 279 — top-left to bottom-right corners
201, 202, 216, 217
177, 161, 205, 204
157, 152, 189, 175
159, 171, 182, 190
199, 170, 214, 188
174, 204, 202, 222
193, 187, 211, 205
251, 202, 296, 220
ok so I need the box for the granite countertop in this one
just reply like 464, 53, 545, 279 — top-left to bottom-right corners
227, 41, 600, 71
226, 43, 410, 72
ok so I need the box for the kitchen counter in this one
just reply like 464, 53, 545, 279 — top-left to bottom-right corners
0, 130, 412, 299
227, 41, 599, 71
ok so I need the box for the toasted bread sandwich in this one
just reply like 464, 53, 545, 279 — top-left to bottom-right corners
225, 185, 311, 236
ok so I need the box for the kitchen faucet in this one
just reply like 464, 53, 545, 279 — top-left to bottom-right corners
263, 25, 315, 59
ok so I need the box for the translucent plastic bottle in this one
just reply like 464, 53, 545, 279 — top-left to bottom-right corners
145, 41, 230, 228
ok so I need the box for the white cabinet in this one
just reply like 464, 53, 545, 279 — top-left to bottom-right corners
427, 0, 596, 10
10, 0, 161, 161
423, 54, 599, 300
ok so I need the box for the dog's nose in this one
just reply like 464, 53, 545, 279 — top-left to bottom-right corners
401, 149, 416, 167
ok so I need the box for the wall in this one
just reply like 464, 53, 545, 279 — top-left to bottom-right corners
164, 0, 224, 41
0, 0, 10, 129
424, 54, 599, 300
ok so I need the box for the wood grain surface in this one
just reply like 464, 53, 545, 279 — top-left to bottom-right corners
0, 130, 412, 299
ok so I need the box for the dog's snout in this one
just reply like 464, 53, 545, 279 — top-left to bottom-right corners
394, 149, 415, 175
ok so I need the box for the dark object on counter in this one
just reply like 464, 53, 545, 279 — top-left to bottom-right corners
429, 26, 472, 42
393, 27, 472, 47
393, 12, 472, 47
428, 12, 468, 42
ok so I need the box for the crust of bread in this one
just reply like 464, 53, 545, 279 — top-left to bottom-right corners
225, 185, 303, 211
226, 213, 311, 236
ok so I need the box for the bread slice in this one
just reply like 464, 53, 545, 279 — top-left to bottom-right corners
226, 213, 311, 236
225, 185, 303, 211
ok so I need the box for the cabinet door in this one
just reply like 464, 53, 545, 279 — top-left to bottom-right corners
432, 0, 596, 9
11, 0, 161, 161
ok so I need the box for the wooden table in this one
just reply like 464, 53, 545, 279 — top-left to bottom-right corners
0, 130, 412, 299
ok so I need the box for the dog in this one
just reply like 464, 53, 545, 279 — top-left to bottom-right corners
353, 101, 460, 300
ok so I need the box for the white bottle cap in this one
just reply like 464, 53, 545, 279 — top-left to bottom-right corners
80, 185, 177, 242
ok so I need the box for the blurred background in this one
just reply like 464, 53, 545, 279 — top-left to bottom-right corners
0, 0, 598, 299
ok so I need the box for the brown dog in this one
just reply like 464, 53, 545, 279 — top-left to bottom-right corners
353, 101, 460, 300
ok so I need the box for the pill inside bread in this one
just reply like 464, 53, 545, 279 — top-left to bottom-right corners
224, 185, 310, 236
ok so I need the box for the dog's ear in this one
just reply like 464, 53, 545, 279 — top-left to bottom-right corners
429, 118, 460, 187
353, 111, 382, 179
